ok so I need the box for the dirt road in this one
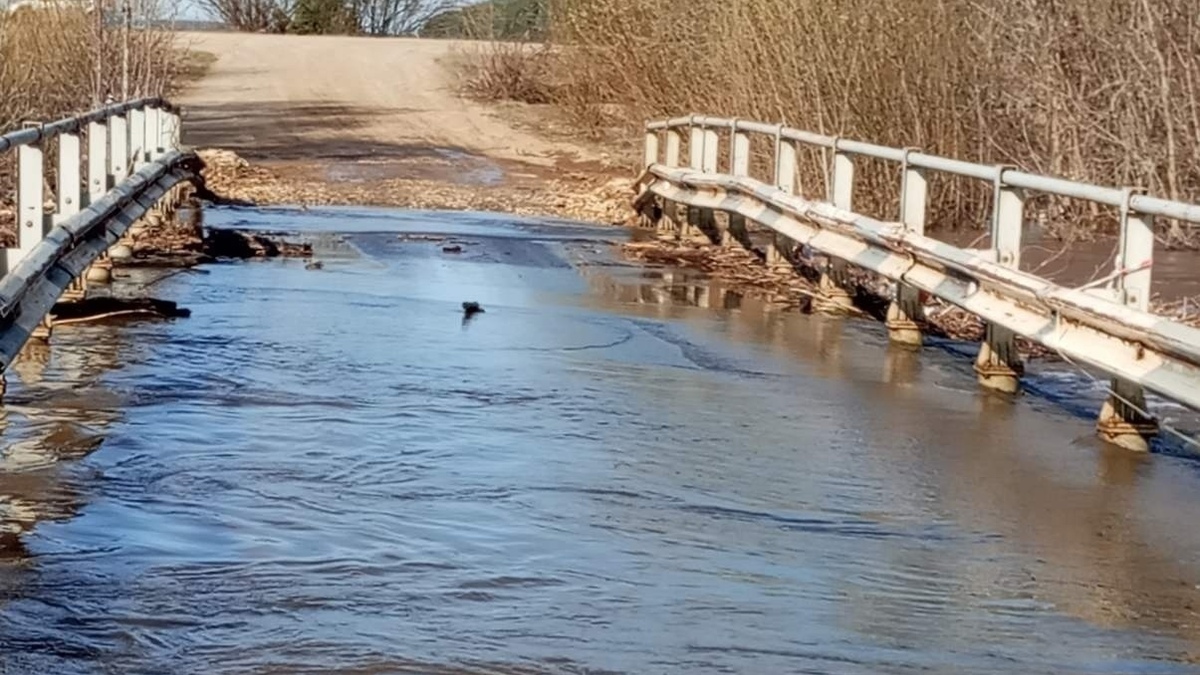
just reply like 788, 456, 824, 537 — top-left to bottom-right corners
176, 31, 595, 168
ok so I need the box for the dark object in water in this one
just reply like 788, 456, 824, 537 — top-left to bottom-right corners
305, 260, 324, 270
50, 296, 191, 326
462, 301, 484, 317
204, 228, 312, 259
442, 244, 463, 254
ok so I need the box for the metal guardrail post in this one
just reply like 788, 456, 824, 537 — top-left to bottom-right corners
681, 120, 706, 241
147, 106, 163, 159
766, 125, 798, 270
814, 140, 856, 313
887, 148, 927, 346
657, 128, 684, 235
55, 131, 81, 224
6, 134, 45, 275
973, 166, 1026, 394
664, 129, 681, 167
725, 121, 752, 250
87, 120, 108, 207
643, 128, 659, 168
1097, 188, 1159, 450
108, 113, 129, 186
130, 107, 147, 171
57, 130, 86, 302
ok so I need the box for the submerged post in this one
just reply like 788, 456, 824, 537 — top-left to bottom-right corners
1097, 188, 1158, 451
973, 167, 1025, 394
886, 148, 927, 347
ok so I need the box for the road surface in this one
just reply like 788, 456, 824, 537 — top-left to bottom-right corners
175, 31, 595, 169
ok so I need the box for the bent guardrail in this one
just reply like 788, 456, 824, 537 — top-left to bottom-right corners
0, 98, 197, 391
636, 115, 1200, 452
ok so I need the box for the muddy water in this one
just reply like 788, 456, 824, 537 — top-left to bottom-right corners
2, 206, 1200, 673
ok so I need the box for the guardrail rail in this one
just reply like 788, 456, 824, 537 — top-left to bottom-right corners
634, 114, 1200, 452
0, 97, 200, 387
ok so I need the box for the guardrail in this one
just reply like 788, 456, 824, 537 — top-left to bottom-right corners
635, 114, 1200, 452
0, 98, 198, 387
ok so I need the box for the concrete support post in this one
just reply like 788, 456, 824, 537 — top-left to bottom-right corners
87, 120, 107, 206
643, 129, 659, 168
725, 123, 751, 249
974, 168, 1025, 394
887, 149, 927, 347
6, 140, 45, 273
1097, 188, 1158, 450
814, 144, 856, 313
109, 114, 128, 185
129, 107, 147, 171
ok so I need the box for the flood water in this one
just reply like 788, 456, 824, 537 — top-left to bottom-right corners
3, 206, 1200, 674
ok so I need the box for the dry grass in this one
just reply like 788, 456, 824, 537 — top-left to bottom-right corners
0, 5, 186, 242
459, 0, 1200, 242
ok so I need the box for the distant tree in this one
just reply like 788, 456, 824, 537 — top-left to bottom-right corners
290, 0, 356, 33
350, 0, 460, 36
198, 0, 292, 31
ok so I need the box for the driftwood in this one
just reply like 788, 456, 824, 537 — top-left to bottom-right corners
50, 297, 191, 326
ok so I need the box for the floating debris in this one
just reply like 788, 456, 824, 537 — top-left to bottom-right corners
442, 244, 463, 254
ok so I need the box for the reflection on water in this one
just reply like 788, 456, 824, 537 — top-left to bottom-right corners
1, 205, 1200, 673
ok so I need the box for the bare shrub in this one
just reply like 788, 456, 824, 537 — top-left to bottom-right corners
462, 0, 1200, 237
0, 3, 186, 243
460, 42, 555, 104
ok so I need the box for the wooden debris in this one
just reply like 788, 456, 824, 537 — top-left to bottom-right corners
50, 297, 190, 326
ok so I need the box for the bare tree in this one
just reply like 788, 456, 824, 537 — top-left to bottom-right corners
198, 0, 292, 30
350, 0, 460, 35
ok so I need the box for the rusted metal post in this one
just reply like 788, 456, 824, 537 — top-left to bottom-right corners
886, 148, 927, 347
974, 167, 1025, 394
1097, 188, 1158, 451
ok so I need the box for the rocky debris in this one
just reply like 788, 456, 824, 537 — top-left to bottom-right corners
202, 228, 312, 259
305, 260, 324, 270
442, 244, 463, 253
50, 296, 191, 326
193, 148, 635, 227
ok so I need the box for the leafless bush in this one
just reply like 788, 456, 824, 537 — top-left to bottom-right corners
464, 0, 1200, 238
0, 3, 185, 242
460, 42, 556, 104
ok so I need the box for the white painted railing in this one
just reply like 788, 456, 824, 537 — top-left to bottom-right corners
636, 114, 1200, 451
0, 98, 197, 385
0, 97, 182, 275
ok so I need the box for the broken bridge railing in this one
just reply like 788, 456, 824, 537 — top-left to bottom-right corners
0, 98, 200, 388
634, 114, 1200, 452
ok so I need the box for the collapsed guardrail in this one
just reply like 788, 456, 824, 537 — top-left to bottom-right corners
0, 98, 200, 387
635, 115, 1200, 451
